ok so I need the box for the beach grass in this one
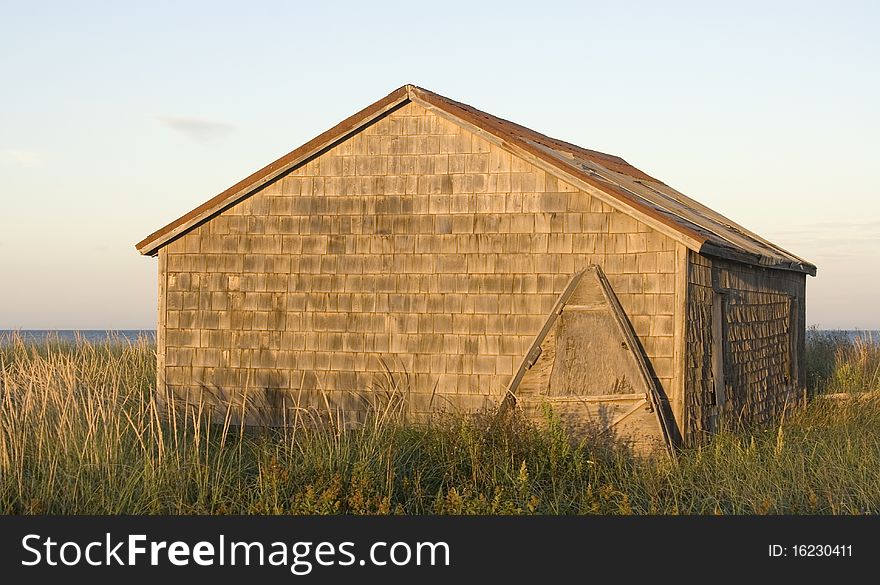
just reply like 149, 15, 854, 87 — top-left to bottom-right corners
1, 331, 878, 514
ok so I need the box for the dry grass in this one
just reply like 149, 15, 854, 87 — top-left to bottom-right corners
1, 331, 879, 514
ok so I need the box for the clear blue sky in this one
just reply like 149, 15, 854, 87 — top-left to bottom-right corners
1, 0, 878, 329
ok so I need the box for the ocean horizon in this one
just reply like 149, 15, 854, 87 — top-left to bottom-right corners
0, 330, 156, 345
0, 328, 877, 346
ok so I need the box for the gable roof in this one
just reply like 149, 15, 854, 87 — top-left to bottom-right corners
136, 84, 816, 276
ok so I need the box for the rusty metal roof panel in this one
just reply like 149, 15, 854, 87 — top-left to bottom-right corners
408, 86, 815, 275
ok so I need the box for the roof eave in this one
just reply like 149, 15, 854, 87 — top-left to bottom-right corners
699, 242, 817, 276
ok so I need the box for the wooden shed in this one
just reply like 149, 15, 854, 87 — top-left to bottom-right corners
136, 85, 816, 452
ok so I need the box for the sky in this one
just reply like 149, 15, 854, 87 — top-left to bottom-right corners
0, 0, 878, 329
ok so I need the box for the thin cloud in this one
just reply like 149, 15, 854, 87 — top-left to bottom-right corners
766, 219, 880, 260
770, 219, 880, 243
156, 115, 237, 142
773, 219, 880, 236
0, 148, 42, 168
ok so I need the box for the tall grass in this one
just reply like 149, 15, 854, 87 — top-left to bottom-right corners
1, 331, 879, 514
805, 328, 880, 394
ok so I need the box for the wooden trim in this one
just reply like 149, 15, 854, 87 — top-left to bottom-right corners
594, 266, 676, 455
797, 278, 807, 390
136, 86, 411, 255
611, 398, 651, 427
701, 242, 815, 276
156, 250, 167, 408
412, 94, 708, 254
711, 291, 727, 411
641, 180, 816, 271
532, 392, 649, 403
561, 303, 605, 312
671, 243, 689, 446
789, 298, 799, 387
504, 269, 586, 398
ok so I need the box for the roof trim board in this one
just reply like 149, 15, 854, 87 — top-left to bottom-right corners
135, 86, 410, 255
411, 95, 709, 252
637, 179, 814, 269
135, 84, 816, 276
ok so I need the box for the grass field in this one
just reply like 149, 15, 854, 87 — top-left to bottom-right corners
1, 330, 878, 514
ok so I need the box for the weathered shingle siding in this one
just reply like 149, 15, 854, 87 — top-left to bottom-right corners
159, 102, 682, 422
685, 251, 806, 445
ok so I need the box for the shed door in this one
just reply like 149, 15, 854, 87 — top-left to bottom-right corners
507, 266, 675, 455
